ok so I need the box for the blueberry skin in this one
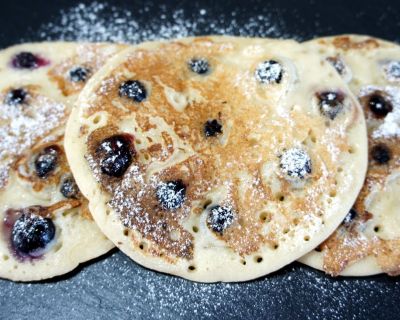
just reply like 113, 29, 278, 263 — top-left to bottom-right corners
367, 94, 393, 118
317, 91, 345, 120
97, 135, 133, 177
342, 208, 357, 226
255, 60, 283, 84
11, 214, 56, 257
189, 58, 209, 75
34, 146, 59, 178
11, 52, 41, 69
69, 66, 90, 82
156, 180, 186, 210
207, 205, 234, 234
60, 176, 80, 199
5, 88, 28, 105
204, 119, 223, 137
371, 144, 391, 164
119, 80, 147, 103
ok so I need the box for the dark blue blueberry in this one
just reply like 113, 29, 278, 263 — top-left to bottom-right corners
280, 148, 312, 180
97, 134, 133, 177
69, 66, 90, 82
255, 60, 283, 84
342, 208, 357, 226
60, 176, 79, 199
371, 144, 391, 164
156, 180, 186, 210
317, 91, 345, 120
207, 205, 234, 234
204, 119, 223, 137
5, 88, 28, 105
11, 52, 47, 70
119, 80, 147, 102
189, 58, 209, 75
12, 213, 56, 256
367, 94, 392, 118
34, 146, 59, 178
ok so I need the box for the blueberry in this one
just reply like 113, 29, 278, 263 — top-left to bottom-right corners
207, 205, 234, 234
342, 208, 357, 226
11, 52, 43, 69
383, 61, 400, 81
280, 148, 312, 180
367, 94, 392, 118
12, 213, 56, 257
255, 60, 283, 84
119, 80, 147, 102
5, 88, 28, 105
204, 119, 223, 137
60, 176, 79, 199
69, 66, 90, 82
34, 146, 59, 178
96, 134, 133, 177
156, 180, 186, 210
189, 58, 209, 74
317, 91, 345, 120
371, 144, 391, 164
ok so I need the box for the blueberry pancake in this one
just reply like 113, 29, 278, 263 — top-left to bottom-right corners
300, 35, 400, 276
65, 36, 367, 282
0, 42, 122, 281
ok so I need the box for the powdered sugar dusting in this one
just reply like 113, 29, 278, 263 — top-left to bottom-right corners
360, 86, 400, 139
0, 94, 66, 189
35, 2, 293, 44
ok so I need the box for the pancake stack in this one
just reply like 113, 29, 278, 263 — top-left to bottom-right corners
0, 35, 398, 282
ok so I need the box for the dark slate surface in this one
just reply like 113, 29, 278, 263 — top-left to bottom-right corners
1, 0, 400, 319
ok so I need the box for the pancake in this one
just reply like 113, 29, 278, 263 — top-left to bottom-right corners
0, 42, 122, 281
65, 36, 367, 282
299, 35, 400, 276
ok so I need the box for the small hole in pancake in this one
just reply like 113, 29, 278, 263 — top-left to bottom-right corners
123, 229, 129, 237
144, 154, 150, 160
337, 167, 343, 172
259, 211, 270, 222
276, 193, 285, 201
139, 242, 147, 250
2, 255, 9, 261
374, 225, 381, 233
188, 265, 196, 271
327, 198, 332, 204
254, 256, 263, 263
14, 265, 18, 269
93, 115, 101, 124
106, 209, 111, 216
329, 190, 337, 197
283, 228, 289, 234
325, 120, 330, 127
169, 229, 181, 241
192, 226, 199, 233
304, 235, 310, 241
348, 146, 355, 154
136, 139, 142, 145
241, 259, 247, 265
62, 211, 69, 217
273, 243, 279, 250
54, 243, 62, 252
292, 218, 299, 226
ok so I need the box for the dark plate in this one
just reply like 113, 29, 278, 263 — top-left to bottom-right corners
1, 1, 400, 319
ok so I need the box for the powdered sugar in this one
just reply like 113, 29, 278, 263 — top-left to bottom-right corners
359, 86, 400, 139
35, 2, 293, 44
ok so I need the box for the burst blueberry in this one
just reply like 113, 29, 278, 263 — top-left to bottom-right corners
156, 180, 186, 210
204, 119, 223, 137
69, 66, 90, 82
317, 91, 345, 120
371, 144, 391, 164
189, 58, 209, 74
11, 52, 47, 69
367, 94, 392, 118
255, 60, 283, 84
207, 205, 234, 234
12, 213, 56, 257
5, 88, 28, 105
97, 134, 133, 177
119, 80, 147, 102
34, 146, 59, 178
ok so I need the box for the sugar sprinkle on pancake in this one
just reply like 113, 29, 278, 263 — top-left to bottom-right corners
300, 35, 400, 276
65, 36, 367, 282
0, 42, 122, 281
